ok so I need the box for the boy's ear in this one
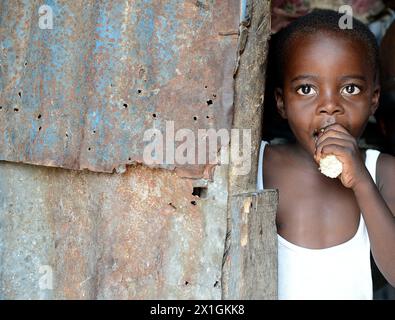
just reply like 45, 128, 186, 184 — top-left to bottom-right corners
275, 88, 287, 119
370, 85, 380, 115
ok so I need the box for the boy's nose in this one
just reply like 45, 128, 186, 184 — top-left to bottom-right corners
317, 95, 344, 115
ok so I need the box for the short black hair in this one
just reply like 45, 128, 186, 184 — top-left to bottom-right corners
273, 9, 379, 86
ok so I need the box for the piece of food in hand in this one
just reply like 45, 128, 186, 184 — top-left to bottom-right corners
319, 155, 343, 178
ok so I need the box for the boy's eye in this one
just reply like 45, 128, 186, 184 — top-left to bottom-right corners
296, 85, 316, 96
341, 84, 361, 95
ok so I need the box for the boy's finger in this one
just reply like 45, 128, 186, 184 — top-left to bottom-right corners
320, 123, 349, 135
315, 129, 355, 146
315, 125, 349, 142
315, 138, 353, 159
317, 144, 349, 160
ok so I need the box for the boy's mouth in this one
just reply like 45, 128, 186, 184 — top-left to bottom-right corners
312, 127, 325, 141
313, 117, 337, 141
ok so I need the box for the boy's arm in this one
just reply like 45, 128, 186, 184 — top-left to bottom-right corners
353, 154, 395, 287
315, 124, 395, 286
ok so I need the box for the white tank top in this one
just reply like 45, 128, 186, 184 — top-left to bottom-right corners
257, 141, 381, 300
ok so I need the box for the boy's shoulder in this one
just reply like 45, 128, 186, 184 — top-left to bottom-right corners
377, 152, 395, 216
377, 152, 395, 187
264, 143, 300, 172
265, 143, 298, 161
378, 152, 395, 163
265, 143, 290, 156
264, 143, 285, 164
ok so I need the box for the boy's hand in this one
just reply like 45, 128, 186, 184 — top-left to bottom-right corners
314, 123, 371, 189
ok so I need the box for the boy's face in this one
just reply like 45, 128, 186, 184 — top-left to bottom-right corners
275, 32, 380, 156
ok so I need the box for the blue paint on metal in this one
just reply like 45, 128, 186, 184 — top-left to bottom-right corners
41, 126, 60, 148
88, 110, 102, 130
93, 2, 128, 96
16, 0, 33, 38
3, 130, 10, 151
155, 0, 180, 84
94, 6, 122, 52
135, 1, 154, 74
240, 0, 248, 22
1, 38, 12, 50
24, 128, 36, 159
10, 131, 15, 145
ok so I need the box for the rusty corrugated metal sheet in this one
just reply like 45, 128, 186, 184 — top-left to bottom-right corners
0, 161, 228, 299
0, 0, 239, 177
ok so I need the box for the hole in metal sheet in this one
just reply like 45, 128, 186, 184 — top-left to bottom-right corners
0, 106, 3, 110
18, 92, 21, 98
204, 85, 208, 88
93, 130, 96, 134
191, 200, 197, 206
213, 94, 217, 98
123, 103, 128, 109
185, 281, 189, 286
152, 113, 157, 118
37, 114, 42, 119
88, 147, 91, 151
193, 116, 197, 121
214, 281, 219, 288
128, 157, 131, 161
192, 187, 208, 198
206, 99, 213, 106
39, 126, 42, 131
206, 115, 209, 119
14, 108, 19, 112
137, 89, 142, 94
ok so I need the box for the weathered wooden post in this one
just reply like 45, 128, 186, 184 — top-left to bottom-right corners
222, 0, 278, 300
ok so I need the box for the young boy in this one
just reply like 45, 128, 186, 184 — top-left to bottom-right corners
257, 9, 395, 299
